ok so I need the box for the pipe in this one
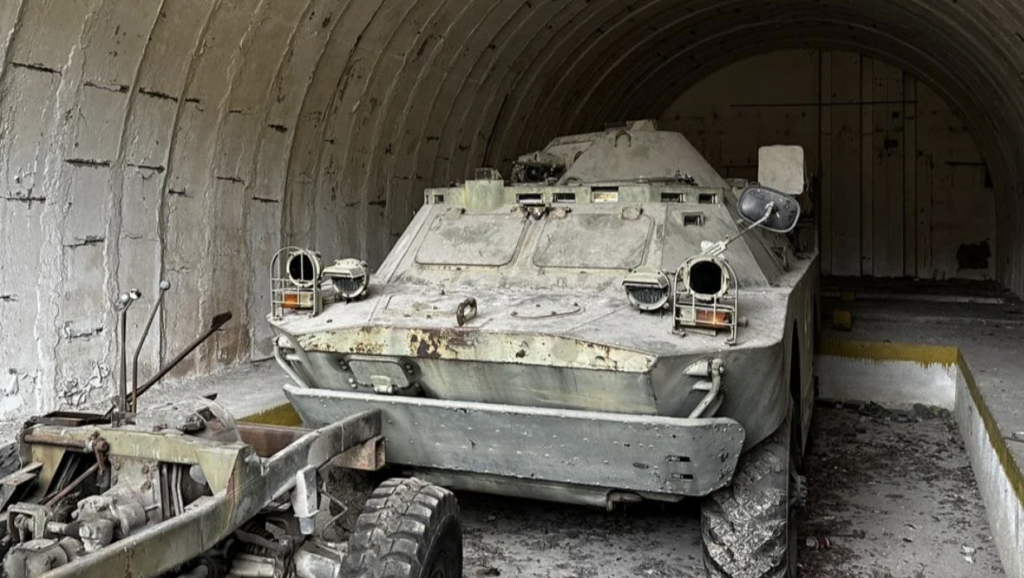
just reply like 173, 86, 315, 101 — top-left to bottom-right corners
128, 312, 233, 407
115, 290, 141, 420
132, 281, 171, 413
43, 463, 98, 508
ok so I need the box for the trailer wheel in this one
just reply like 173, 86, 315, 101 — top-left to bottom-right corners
340, 477, 462, 578
701, 414, 798, 578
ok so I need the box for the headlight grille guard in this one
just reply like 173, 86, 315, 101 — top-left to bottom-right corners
270, 247, 324, 319
673, 256, 739, 345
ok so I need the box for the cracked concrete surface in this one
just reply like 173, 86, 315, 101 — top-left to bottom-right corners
456, 405, 1003, 577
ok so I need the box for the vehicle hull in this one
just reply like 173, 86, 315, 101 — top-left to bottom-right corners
285, 385, 745, 498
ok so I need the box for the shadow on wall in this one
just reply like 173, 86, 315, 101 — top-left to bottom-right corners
660, 49, 997, 283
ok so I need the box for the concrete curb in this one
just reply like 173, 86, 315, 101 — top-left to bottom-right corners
820, 338, 1023, 578
239, 402, 302, 426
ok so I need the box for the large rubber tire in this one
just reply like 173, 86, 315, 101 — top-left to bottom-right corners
340, 477, 462, 578
325, 467, 385, 541
702, 416, 798, 578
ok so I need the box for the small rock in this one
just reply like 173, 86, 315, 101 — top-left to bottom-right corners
892, 412, 916, 424
961, 545, 976, 564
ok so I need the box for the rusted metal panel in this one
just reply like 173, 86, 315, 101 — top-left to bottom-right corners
37, 409, 381, 578
236, 423, 310, 458
298, 326, 656, 373
332, 435, 385, 471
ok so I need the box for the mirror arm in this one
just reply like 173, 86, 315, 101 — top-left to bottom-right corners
700, 202, 776, 257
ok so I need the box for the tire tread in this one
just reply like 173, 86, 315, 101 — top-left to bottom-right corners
340, 477, 461, 578
702, 428, 791, 578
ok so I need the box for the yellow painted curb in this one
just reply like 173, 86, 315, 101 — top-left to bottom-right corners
957, 351, 1024, 509
818, 337, 958, 366
239, 403, 303, 427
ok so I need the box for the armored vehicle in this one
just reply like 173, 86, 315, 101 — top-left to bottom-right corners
269, 120, 819, 578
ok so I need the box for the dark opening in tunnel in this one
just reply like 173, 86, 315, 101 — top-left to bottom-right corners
1, 0, 1021, 415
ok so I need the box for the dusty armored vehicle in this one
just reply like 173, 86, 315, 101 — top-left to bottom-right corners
270, 120, 818, 577
0, 285, 461, 578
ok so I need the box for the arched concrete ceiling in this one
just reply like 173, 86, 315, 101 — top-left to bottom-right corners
1, 0, 1022, 412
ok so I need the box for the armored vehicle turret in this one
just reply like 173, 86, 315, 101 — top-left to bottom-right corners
269, 120, 819, 578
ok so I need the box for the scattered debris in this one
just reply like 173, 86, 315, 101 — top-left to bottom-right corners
961, 545, 977, 564
804, 536, 832, 550
457, 404, 1003, 577
797, 405, 1001, 578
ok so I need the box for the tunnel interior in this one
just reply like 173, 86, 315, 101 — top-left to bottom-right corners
1, 0, 1022, 418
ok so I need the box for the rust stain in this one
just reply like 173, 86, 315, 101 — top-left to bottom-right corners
350, 340, 384, 354
416, 338, 440, 359
409, 328, 477, 359
414, 329, 442, 359
446, 330, 476, 349
302, 326, 651, 371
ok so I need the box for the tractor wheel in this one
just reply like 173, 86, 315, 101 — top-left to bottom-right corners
701, 414, 799, 578
340, 477, 462, 578
325, 467, 384, 541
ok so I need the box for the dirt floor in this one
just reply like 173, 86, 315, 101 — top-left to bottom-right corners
456, 404, 1004, 577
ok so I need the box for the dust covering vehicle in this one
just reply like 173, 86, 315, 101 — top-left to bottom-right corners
270, 120, 818, 578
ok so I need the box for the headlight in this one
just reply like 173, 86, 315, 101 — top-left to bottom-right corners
623, 268, 670, 311
682, 257, 730, 301
286, 249, 323, 288
271, 247, 324, 318
673, 256, 738, 345
325, 258, 370, 301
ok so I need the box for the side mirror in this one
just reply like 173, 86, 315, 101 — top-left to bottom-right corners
738, 185, 801, 233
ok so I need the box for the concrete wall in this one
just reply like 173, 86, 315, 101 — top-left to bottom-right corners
661, 50, 996, 281
3, 1, 1024, 421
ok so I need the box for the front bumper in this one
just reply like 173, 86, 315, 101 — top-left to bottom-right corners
284, 385, 745, 497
